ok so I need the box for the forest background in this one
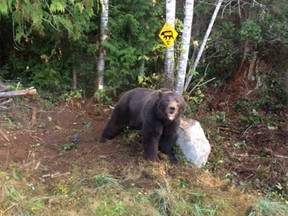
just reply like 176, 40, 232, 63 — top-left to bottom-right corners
0, 0, 288, 214
0, 0, 287, 100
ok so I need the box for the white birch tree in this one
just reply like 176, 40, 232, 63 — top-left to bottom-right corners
175, 0, 194, 94
96, 0, 109, 90
164, 0, 176, 90
184, 0, 223, 91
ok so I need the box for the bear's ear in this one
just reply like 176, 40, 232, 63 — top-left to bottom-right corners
157, 90, 163, 98
183, 95, 189, 102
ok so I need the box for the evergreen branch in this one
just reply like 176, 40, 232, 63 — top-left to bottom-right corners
41, 17, 60, 31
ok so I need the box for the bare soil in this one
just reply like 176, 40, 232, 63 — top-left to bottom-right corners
0, 98, 141, 172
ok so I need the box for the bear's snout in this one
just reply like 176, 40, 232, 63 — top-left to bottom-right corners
169, 106, 176, 114
166, 103, 178, 120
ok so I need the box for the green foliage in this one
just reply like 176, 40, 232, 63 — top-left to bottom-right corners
205, 1, 288, 84
29, 198, 46, 213
97, 199, 126, 216
0, 0, 100, 101
173, 146, 188, 162
0, 0, 164, 97
6, 54, 71, 99
192, 203, 217, 216
177, 179, 189, 188
93, 175, 122, 188
30, 61, 70, 91
60, 142, 78, 153
271, 182, 288, 202
212, 111, 227, 123
255, 71, 288, 110
234, 98, 266, 126
57, 183, 69, 195
94, 89, 113, 104
138, 73, 163, 89
0, 0, 287, 105
199, 21, 238, 82
2, 20, 98, 98
190, 89, 205, 105
233, 70, 287, 127
63, 90, 83, 100
184, 88, 206, 116
50, 0, 67, 13
150, 189, 177, 216
103, 0, 163, 93
122, 127, 141, 146
248, 197, 288, 216
0, 0, 97, 42
239, 19, 262, 42
0, 0, 8, 15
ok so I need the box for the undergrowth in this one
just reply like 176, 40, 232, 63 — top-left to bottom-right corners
0, 162, 271, 216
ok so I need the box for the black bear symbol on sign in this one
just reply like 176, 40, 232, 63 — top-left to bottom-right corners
161, 30, 174, 40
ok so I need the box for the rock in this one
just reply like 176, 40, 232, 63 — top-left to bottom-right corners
176, 118, 211, 168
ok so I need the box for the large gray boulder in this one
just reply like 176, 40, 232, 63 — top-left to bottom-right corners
176, 118, 211, 167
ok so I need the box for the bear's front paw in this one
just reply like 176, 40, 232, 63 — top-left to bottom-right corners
99, 136, 107, 143
145, 154, 160, 162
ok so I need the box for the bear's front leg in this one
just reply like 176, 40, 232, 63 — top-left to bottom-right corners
159, 120, 180, 160
142, 122, 163, 161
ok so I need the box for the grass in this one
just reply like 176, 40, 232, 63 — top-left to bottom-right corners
248, 197, 288, 216
2, 160, 283, 216
0, 147, 286, 216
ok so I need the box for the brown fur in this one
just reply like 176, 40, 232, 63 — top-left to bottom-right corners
101, 87, 187, 161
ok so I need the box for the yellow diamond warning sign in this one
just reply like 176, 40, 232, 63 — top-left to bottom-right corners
158, 21, 178, 48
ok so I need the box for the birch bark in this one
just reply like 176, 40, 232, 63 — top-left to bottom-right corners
184, 0, 223, 91
175, 0, 194, 94
164, 0, 176, 90
96, 0, 109, 90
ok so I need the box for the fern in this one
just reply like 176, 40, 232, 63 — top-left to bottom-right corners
50, 0, 66, 13
0, 0, 8, 15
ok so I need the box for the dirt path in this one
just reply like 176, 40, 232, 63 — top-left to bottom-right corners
0, 102, 141, 175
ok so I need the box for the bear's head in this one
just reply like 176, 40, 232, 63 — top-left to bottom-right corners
156, 90, 187, 122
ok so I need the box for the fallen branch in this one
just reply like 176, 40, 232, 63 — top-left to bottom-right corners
0, 98, 13, 110
0, 129, 10, 141
218, 127, 241, 134
0, 87, 37, 98
274, 154, 288, 159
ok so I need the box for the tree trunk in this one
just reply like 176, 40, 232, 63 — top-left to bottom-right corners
164, 0, 176, 90
184, 0, 223, 91
175, 0, 194, 94
96, 0, 109, 90
72, 61, 77, 91
285, 69, 288, 94
0, 87, 37, 97
232, 4, 262, 90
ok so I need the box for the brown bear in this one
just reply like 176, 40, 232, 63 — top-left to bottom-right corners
101, 87, 187, 161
